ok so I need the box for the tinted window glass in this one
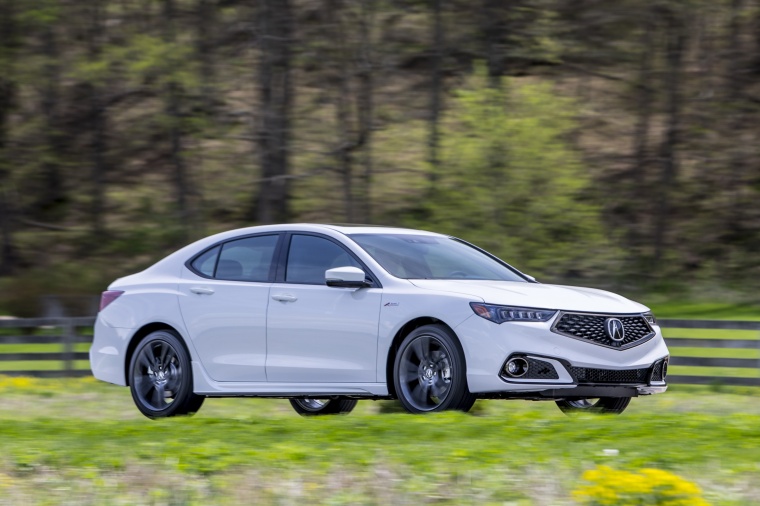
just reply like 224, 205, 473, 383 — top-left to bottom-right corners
216, 235, 278, 281
191, 246, 220, 277
286, 235, 361, 284
349, 234, 526, 281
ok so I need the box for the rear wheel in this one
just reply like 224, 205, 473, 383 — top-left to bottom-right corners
393, 324, 476, 413
289, 397, 358, 416
128, 330, 205, 419
556, 397, 631, 415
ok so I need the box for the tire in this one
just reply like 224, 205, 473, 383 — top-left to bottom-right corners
128, 330, 205, 419
393, 324, 476, 413
289, 397, 358, 416
555, 397, 631, 415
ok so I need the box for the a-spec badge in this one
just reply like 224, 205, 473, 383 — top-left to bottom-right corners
384, 302, 399, 307
605, 318, 625, 342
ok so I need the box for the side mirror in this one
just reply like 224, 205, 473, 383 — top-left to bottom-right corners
325, 266, 371, 288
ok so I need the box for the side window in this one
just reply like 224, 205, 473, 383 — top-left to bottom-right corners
216, 235, 279, 282
286, 235, 361, 285
191, 246, 220, 277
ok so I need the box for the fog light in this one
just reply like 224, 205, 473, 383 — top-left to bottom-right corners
505, 357, 529, 378
662, 359, 668, 379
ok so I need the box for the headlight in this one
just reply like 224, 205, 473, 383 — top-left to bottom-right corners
643, 312, 657, 325
470, 303, 557, 324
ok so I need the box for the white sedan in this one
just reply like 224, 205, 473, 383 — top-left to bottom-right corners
90, 224, 669, 418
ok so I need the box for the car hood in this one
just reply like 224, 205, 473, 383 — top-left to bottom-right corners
408, 280, 648, 314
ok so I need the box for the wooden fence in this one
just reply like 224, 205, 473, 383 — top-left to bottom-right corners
659, 319, 760, 387
0, 317, 759, 385
0, 317, 95, 377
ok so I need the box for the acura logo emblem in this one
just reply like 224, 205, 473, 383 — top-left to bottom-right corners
605, 318, 625, 342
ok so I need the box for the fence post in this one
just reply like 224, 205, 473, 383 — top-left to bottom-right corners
62, 319, 75, 374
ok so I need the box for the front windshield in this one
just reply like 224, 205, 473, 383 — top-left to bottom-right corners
349, 234, 527, 281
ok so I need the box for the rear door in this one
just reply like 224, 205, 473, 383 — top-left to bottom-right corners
178, 233, 281, 382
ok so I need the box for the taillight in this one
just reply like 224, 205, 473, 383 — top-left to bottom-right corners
99, 290, 124, 311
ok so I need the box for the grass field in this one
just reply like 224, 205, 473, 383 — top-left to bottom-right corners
1, 377, 760, 505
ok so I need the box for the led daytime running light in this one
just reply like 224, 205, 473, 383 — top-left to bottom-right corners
470, 303, 557, 324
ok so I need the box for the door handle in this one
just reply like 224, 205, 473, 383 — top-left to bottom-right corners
190, 287, 215, 295
271, 294, 297, 302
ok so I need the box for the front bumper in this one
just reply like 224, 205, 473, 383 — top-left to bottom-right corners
479, 383, 667, 400
455, 314, 670, 396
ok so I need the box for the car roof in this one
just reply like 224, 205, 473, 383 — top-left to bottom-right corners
212, 223, 444, 237
319, 224, 444, 236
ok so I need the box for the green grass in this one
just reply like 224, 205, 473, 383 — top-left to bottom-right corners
0, 359, 90, 371
663, 329, 758, 340
0, 377, 759, 504
669, 366, 759, 378
0, 343, 90, 353
671, 347, 759, 359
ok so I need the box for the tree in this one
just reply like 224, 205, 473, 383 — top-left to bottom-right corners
427, 0, 444, 187
0, 0, 19, 274
418, 66, 614, 278
254, 0, 293, 224
35, 2, 67, 219
653, 7, 686, 265
163, 0, 197, 238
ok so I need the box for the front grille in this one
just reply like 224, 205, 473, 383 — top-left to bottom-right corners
552, 312, 655, 349
523, 358, 559, 380
569, 367, 649, 384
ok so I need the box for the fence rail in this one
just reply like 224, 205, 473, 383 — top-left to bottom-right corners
657, 319, 760, 387
0, 317, 95, 378
0, 317, 759, 385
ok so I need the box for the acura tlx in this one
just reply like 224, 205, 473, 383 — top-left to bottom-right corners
90, 224, 668, 418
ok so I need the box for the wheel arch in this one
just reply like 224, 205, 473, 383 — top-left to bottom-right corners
124, 322, 191, 386
385, 317, 463, 398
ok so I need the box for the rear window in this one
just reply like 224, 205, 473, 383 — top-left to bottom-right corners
189, 235, 279, 281
191, 246, 220, 277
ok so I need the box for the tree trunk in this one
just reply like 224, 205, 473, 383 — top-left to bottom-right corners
328, 0, 355, 222
38, 22, 66, 218
255, 0, 293, 224
654, 11, 686, 264
0, 0, 18, 274
482, 0, 504, 86
625, 14, 655, 257
197, 0, 217, 114
357, 0, 374, 223
724, 0, 747, 240
428, 0, 443, 188
88, 1, 107, 237
163, 0, 195, 237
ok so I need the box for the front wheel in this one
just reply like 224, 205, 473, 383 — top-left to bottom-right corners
555, 397, 631, 415
393, 324, 476, 413
289, 397, 358, 416
128, 330, 205, 419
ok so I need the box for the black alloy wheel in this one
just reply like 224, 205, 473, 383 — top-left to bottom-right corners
555, 397, 631, 415
289, 397, 358, 416
128, 330, 204, 419
393, 324, 476, 413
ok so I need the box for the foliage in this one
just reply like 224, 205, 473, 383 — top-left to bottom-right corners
409, 65, 619, 279
2, 0, 760, 311
573, 465, 709, 506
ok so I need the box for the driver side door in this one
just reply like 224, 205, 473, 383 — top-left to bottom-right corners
265, 233, 382, 383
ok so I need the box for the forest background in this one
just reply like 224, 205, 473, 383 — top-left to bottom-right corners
1, 0, 759, 316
